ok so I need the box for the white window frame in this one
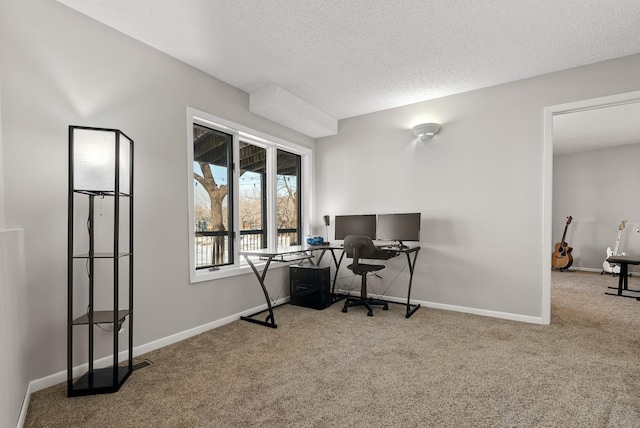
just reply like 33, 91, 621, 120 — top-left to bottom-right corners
187, 107, 312, 283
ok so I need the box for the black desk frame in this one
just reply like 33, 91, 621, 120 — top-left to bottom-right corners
239, 246, 315, 328
315, 247, 347, 303
398, 247, 422, 318
604, 255, 640, 298
240, 245, 421, 328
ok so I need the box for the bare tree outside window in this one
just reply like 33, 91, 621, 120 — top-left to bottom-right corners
277, 149, 301, 246
191, 120, 303, 270
193, 125, 232, 267
239, 142, 266, 250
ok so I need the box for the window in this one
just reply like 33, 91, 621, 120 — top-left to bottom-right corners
193, 124, 234, 267
277, 149, 301, 247
187, 107, 311, 282
239, 141, 266, 250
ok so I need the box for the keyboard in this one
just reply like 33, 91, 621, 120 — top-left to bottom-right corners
369, 249, 398, 260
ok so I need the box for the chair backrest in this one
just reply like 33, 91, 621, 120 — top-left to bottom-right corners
343, 235, 377, 262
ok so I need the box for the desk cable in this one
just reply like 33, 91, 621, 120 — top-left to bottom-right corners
269, 275, 290, 307
329, 256, 410, 299
368, 258, 410, 299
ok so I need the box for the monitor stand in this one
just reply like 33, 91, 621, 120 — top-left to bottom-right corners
395, 241, 409, 250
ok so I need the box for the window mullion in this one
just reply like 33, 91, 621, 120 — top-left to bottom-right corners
266, 147, 278, 249
232, 133, 241, 263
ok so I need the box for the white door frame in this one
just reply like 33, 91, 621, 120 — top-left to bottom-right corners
542, 90, 640, 324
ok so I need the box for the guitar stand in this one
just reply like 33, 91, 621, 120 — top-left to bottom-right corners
552, 266, 574, 272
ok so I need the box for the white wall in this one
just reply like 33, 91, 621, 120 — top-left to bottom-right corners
0, 0, 314, 409
1, 74, 29, 423
553, 143, 640, 272
0, 230, 28, 428
0, 72, 5, 227
1, 64, 30, 428
316, 53, 640, 320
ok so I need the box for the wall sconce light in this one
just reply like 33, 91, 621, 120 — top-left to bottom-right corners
412, 123, 441, 142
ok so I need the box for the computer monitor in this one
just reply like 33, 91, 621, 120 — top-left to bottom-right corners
376, 213, 421, 247
334, 214, 376, 240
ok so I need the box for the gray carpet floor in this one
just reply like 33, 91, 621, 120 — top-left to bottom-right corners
25, 270, 640, 427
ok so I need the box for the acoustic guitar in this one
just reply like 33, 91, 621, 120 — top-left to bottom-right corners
552, 216, 573, 269
602, 220, 626, 274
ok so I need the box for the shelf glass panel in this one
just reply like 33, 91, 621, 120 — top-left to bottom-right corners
73, 189, 132, 197
72, 309, 130, 325
73, 252, 132, 259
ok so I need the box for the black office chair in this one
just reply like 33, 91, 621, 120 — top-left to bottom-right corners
342, 235, 389, 316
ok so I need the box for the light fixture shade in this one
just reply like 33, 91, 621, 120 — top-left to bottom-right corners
412, 123, 441, 141
71, 126, 132, 194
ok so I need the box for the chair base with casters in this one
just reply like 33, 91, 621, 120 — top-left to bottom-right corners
341, 235, 389, 317
342, 272, 389, 316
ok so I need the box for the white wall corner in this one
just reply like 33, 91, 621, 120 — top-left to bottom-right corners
250, 85, 338, 138
0, 72, 5, 229
1, 229, 28, 428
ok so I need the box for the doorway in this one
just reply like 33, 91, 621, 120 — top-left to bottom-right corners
542, 90, 640, 324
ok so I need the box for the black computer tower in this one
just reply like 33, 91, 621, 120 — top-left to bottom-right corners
289, 265, 331, 310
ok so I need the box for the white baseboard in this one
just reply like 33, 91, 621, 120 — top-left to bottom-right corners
417, 299, 543, 324
571, 266, 601, 273
18, 297, 288, 427
336, 288, 544, 324
16, 384, 30, 428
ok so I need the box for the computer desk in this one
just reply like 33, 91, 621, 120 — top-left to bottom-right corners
604, 255, 640, 298
316, 244, 421, 318
239, 246, 315, 328
239, 244, 421, 328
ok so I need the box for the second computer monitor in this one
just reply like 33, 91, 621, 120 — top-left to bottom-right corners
334, 214, 377, 240
376, 213, 421, 244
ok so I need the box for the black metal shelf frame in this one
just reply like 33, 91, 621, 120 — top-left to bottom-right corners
67, 126, 134, 397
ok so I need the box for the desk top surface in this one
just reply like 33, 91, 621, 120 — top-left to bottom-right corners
240, 245, 327, 257
240, 244, 420, 257
606, 255, 640, 264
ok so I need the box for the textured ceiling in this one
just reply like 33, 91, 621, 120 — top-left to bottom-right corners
553, 102, 640, 156
57, 0, 640, 149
